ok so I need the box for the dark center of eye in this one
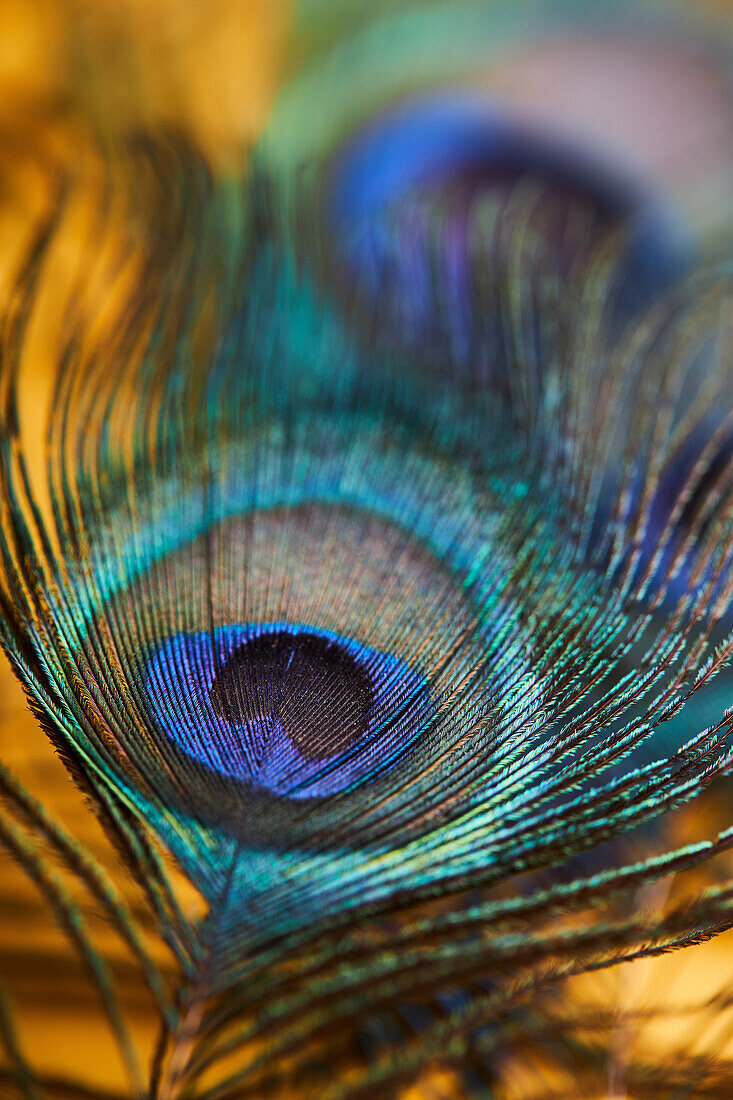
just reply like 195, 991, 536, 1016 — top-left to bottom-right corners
209, 631, 374, 761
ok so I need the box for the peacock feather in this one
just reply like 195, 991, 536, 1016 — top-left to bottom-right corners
1, 2, 733, 1097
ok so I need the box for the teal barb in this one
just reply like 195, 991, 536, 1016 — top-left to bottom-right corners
1, 132, 733, 1099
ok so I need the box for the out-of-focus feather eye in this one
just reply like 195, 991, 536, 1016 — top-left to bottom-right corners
323, 93, 688, 354
329, 94, 665, 243
280, 2, 731, 246
270, 3, 731, 359
144, 623, 431, 799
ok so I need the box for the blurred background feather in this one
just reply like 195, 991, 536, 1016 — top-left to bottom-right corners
0, 1, 733, 1097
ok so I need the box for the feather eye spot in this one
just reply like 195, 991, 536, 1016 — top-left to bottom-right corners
144, 623, 433, 800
